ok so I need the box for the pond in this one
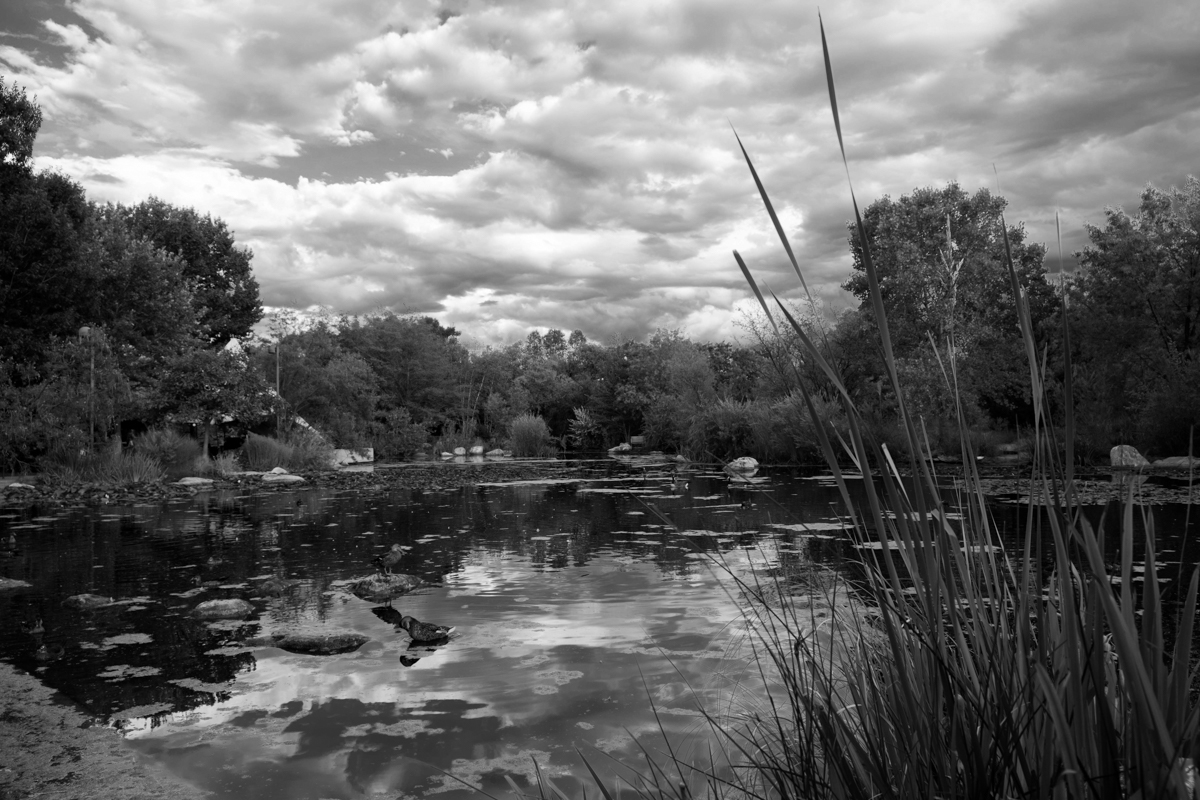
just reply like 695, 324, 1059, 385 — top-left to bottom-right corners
1, 461, 1197, 799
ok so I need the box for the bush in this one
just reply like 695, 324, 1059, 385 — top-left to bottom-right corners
509, 413, 553, 457
567, 406, 604, 451
42, 442, 164, 485
134, 427, 202, 478
370, 408, 429, 460
240, 432, 331, 471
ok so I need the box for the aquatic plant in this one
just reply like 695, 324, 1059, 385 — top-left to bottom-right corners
562, 16, 1200, 800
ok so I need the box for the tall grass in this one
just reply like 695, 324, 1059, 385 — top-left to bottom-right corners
42, 442, 164, 485
134, 427, 202, 479
241, 432, 331, 471
566, 17, 1200, 800
509, 413, 554, 457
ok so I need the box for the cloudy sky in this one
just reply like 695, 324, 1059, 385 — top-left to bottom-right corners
3, 0, 1198, 349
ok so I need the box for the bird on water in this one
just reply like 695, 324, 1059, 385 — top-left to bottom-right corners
399, 615, 454, 642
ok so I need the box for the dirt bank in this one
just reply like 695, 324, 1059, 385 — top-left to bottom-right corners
0, 662, 210, 800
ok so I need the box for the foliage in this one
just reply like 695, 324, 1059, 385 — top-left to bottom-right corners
156, 347, 276, 452
1071, 176, 1200, 455
567, 406, 604, 450
240, 432, 330, 471
114, 197, 261, 346
368, 407, 428, 460
133, 426, 202, 479
584, 26, 1200, 800
41, 443, 164, 486
509, 413, 553, 457
0, 76, 41, 173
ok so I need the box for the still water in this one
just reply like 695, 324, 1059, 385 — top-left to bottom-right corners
1, 462, 1197, 799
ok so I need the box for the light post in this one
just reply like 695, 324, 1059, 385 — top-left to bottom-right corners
268, 342, 281, 433
78, 326, 95, 453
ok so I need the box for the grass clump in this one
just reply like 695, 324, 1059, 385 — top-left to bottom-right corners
567, 18, 1200, 800
240, 432, 331, 471
134, 427, 202, 478
509, 413, 553, 457
42, 443, 164, 486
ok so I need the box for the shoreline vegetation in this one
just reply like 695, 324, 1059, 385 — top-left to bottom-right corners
554, 20, 1200, 800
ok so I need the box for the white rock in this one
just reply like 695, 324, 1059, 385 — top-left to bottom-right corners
262, 473, 305, 484
727, 456, 760, 472
1110, 445, 1149, 468
453, 447, 467, 456
269, 466, 289, 474
469, 445, 485, 455
175, 477, 215, 487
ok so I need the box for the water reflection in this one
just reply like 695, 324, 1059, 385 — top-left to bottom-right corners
2, 464, 1198, 799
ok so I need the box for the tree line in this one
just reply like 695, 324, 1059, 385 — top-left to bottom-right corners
3, 77, 1197, 469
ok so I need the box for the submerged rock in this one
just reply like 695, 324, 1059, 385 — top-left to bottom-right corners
0, 577, 32, 592
63, 593, 115, 609
255, 576, 296, 596
246, 631, 369, 655
348, 572, 427, 603
193, 598, 255, 620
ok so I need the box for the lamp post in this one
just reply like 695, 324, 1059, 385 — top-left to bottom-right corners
78, 326, 95, 453
268, 342, 281, 433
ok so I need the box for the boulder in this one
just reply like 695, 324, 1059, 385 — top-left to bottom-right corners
727, 456, 760, 472
469, 445, 485, 455
247, 631, 368, 655
269, 466, 289, 474
440, 452, 453, 459
63, 593, 115, 610
1152, 456, 1200, 469
3, 482, 36, 491
1110, 445, 1149, 468
0, 577, 32, 592
608, 442, 633, 453
453, 446, 467, 456
348, 572, 426, 603
331, 448, 374, 466
175, 476, 215, 488
263, 473, 305, 484
193, 598, 255, 620
486, 448, 506, 458
255, 577, 296, 597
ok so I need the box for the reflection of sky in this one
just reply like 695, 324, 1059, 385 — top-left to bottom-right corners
124, 548, 754, 799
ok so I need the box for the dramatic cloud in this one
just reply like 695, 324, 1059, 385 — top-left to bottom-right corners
3, 0, 1198, 346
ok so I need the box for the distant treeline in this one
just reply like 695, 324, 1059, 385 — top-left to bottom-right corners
3, 77, 1197, 469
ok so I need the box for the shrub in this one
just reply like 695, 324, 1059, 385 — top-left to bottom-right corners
509, 413, 553, 457
370, 408, 429, 460
567, 406, 604, 451
240, 432, 332, 471
42, 443, 163, 485
134, 427, 202, 478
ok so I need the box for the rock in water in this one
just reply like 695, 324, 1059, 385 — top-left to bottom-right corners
193, 598, 255, 620
1110, 445, 1149, 468
63, 593, 115, 609
0, 577, 32, 592
727, 456, 759, 472
247, 631, 369, 655
349, 573, 426, 603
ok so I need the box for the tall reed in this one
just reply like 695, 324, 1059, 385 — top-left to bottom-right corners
564, 16, 1200, 800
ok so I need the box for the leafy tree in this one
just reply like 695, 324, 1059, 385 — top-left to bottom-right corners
1072, 177, 1200, 453
116, 198, 261, 346
156, 347, 276, 454
843, 183, 1056, 423
0, 168, 94, 371
0, 77, 41, 173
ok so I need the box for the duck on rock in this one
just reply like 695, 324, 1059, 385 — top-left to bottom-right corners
399, 615, 454, 642
373, 544, 407, 575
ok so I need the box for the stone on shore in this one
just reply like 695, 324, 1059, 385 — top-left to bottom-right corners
1110, 445, 1149, 468
608, 442, 633, 453
193, 598, 255, 620
1152, 455, 1200, 469
263, 473, 305, 484
174, 476, 214, 488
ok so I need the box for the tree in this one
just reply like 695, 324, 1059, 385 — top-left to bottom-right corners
843, 183, 1056, 423
1072, 177, 1200, 453
116, 198, 262, 346
157, 347, 276, 454
0, 77, 42, 173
